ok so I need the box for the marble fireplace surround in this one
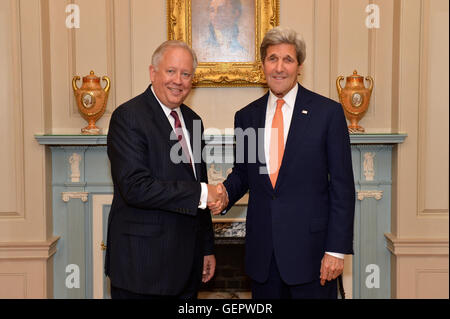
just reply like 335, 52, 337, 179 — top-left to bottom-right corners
36, 133, 406, 299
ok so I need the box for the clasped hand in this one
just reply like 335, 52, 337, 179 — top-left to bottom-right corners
207, 183, 229, 215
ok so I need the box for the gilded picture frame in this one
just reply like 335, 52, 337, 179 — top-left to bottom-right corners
167, 0, 279, 87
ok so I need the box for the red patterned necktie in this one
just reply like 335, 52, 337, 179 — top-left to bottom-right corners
170, 110, 192, 164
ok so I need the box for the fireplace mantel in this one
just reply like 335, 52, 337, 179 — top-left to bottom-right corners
36, 133, 406, 299
35, 133, 407, 145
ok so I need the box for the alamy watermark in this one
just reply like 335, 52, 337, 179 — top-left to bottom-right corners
365, 4, 380, 29
65, 4, 80, 29
65, 264, 80, 289
169, 120, 283, 176
365, 264, 380, 289
65, 3, 380, 30
64, 4, 380, 31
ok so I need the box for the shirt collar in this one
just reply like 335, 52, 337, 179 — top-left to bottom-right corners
151, 85, 181, 118
268, 83, 298, 111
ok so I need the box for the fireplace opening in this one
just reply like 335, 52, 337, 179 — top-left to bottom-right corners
199, 238, 251, 298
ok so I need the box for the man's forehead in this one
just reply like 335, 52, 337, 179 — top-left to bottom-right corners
162, 47, 193, 62
266, 44, 296, 54
265, 44, 297, 60
162, 46, 189, 56
266, 51, 295, 56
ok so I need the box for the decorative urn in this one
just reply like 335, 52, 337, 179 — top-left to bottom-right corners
72, 71, 110, 134
336, 70, 373, 133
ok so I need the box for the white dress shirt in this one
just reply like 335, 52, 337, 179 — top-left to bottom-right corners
151, 86, 208, 209
264, 84, 344, 260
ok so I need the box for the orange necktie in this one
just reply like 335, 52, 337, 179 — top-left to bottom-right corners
269, 99, 285, 188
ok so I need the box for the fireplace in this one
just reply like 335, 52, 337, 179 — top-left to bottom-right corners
36, 133, 405, 298
199, 223, 251, 298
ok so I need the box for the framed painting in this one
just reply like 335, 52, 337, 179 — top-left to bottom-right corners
167, 0, 279, 87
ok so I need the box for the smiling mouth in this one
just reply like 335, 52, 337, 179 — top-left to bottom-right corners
168, 87, 183, 95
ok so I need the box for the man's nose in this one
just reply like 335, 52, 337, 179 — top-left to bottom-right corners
173, 72, 182, 84
275, 60, 283, 72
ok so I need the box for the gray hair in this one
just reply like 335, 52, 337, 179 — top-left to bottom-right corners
260, 26, 306, 65
151, 40, 198, 71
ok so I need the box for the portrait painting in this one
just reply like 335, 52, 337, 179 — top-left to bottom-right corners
191, 0, 255, 63
167, 0, 279, 87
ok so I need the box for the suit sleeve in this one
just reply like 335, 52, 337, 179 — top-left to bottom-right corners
199, 122, 215, 256
107, 107, 201, 216
325, 104, 355, 254
222, 111, 250, 211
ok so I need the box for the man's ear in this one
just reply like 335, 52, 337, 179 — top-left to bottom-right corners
149, 65, 155, 82
297, 63, 303, 76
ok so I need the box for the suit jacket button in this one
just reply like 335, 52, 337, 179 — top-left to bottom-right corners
272, 195, 276, 200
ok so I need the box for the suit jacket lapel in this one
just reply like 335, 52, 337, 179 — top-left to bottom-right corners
275, 84, 312, 189
145, 85, 177, 148
146, 86, 196, 180
180, 105, 201, 181
254, 93, 274, 194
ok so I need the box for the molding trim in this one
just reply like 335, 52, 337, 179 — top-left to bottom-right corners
92, 194, 113, 299
357, 190, 383, 200
349, 133, 407, 144
62, 192, 89, 203
35, 133, 408, 145
0, 237, 60, 259
385, 233, 449, 256
416, 0, 449, 221
0, 0, 25, 220
418, 209, 449, 218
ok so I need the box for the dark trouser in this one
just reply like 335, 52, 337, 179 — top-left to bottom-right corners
111, 238, 203, 299
251, 253, 337, 299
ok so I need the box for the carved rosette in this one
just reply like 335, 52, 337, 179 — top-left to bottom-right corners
357, 190, 383, 201
62, 192, 89, 202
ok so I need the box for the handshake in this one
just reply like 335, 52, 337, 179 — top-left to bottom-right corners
206, 183, 229, 215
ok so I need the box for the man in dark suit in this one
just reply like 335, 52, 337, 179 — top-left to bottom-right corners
106, 40, 223, 299
210, 27, 355, 298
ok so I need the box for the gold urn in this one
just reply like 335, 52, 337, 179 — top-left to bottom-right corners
336, 70, 373, 133
72, 71, 110, 135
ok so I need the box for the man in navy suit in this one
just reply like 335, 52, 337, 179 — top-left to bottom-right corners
210, 27, 355, 298
106, 41, 224, 299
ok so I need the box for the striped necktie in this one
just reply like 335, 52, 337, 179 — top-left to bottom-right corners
170, 110, 192, 165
